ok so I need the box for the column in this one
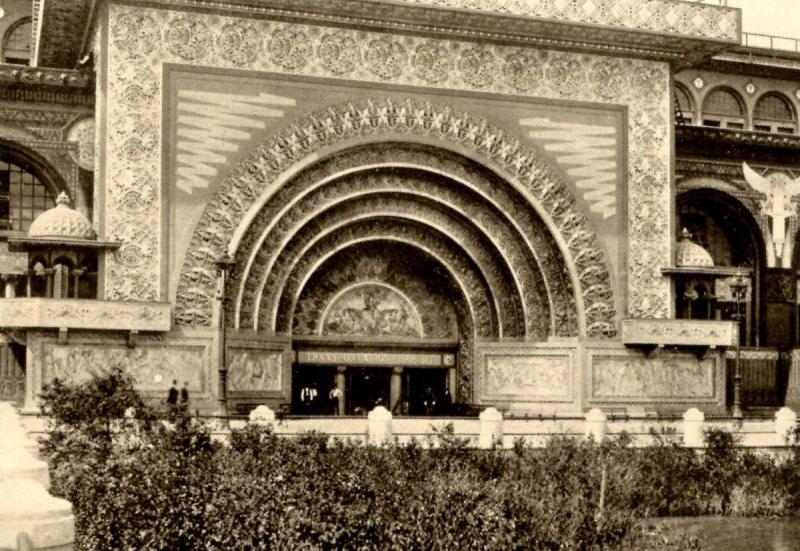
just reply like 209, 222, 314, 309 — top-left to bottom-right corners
1, 274, 18, 298
390, 367, 403, 413
71, 268, 86, 299
336, 366, 346, 416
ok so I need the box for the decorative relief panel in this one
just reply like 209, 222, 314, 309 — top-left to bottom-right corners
227, 349, 282, 392
591, 352, 716, 400
107, 4, 670, 325
292, 245, 460, 340
322, 283, 423, 338
480, 352, 572, 402
32, 335, 209, 397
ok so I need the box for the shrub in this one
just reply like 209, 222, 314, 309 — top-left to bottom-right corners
39, 375, 800, 549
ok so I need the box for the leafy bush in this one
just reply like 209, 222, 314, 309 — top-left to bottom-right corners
38, 374, 800, 550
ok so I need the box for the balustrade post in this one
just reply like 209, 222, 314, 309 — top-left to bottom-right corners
367, 406, 392, 445
775, 407, 797, 444
682, 408, 705, 448
584, 408, 607, 442
479, 407, 503, 449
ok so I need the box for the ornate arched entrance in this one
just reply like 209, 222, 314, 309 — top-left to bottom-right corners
175, 98, 616, 408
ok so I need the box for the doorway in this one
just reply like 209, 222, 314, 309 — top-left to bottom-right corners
405, 368, 449, 415
347, 367, 390, 415
291, 365, 336, 414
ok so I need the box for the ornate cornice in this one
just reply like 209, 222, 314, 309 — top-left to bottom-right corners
0, 299, 171, 332
621, 319, 738, 347
121, 0, 739, 64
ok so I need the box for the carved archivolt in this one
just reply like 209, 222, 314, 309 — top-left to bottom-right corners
233, 169, 556, 339
176, 101, 617, 337
227, 145, 575, 338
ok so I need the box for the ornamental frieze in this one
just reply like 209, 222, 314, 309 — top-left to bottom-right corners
107, 4, 669, 325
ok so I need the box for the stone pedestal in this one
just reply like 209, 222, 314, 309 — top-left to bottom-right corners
479, 407, 503, 449
775, 407, 797, 444
0, 478, 74, 551
584, 408, 607, 442
682, 408, 705, 448
367, 406, 392, 445
249, 405, 276, 427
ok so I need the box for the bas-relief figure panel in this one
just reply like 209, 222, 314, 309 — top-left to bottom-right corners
478, 351, 573, 403
105, 3, 672, 323
38, 340, 208, 394
591, 354, 716, 400
322, 284, 423, 338
227, 348, 282, 392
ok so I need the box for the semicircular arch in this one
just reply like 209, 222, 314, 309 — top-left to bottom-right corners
176, 98, 616, 337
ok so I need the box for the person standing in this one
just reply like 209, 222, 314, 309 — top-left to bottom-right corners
329, 385, 344, 416
180, 381, 190, 415
166, 380, 179, 420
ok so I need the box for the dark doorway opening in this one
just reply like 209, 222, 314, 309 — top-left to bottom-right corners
405, 368, 449, 415
292, 365, 335, 415
347, 367, 390, 415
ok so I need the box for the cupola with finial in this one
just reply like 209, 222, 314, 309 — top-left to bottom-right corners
6, 192, 119, 299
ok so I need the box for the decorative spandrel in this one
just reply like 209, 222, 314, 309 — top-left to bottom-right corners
321, 283, 423, 338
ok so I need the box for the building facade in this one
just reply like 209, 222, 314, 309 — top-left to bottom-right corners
0, 0, 797, 417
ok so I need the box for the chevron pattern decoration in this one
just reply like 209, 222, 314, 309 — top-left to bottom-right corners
175, 89, 296, 194
519, 117, 619, 219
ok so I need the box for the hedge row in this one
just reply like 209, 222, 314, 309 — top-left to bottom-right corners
38, 369, 800, 550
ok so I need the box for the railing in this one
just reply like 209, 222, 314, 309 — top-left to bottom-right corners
743, 32, 800, 53
726, 348, 789, 409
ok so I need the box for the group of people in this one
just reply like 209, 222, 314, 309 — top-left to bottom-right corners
166, 380, 190, 419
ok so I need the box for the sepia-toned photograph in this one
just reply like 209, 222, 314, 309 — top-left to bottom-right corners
0, 0, 799, 548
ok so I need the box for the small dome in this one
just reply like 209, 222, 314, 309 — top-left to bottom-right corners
28, 192, 96, 241
676, 229, 714, 268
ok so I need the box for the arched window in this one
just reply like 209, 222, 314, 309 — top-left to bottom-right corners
753, 93, 796, 134
674, 84, 694, 125
676, 190, 765, 347
3, 18, 31, 65
702, 87, 745, 129
0, 158, 56, 232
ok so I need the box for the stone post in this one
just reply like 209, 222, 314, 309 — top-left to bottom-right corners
584, 408, 607, 442
479, 407, 503, 449
775, 407, 797, 444
682, 408, 705, 448
249, 405, 276, 427
367, 406, 392, 445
